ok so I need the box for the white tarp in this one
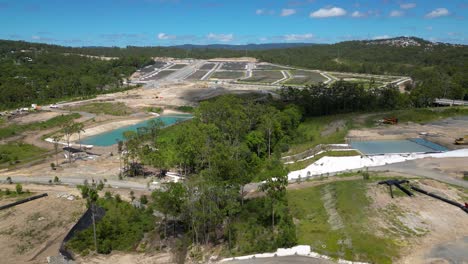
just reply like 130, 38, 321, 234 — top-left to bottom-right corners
288, 149, 468, 181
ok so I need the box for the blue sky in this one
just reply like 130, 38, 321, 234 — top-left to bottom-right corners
0, 0, 466, 46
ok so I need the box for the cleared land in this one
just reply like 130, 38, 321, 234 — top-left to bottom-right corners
0, 185, 84, 264
186, 70, 209, 81
200, 63, 216, 70
210, 71, 245, 79
167, 64, 188, 70
220, 62, 248, 70
144, 70, 175, 81
243, 70, 284, 84
288, 176, 468, 264
256, 64, 290, 70
285, 70, 327, 85
65, 102, 133, 116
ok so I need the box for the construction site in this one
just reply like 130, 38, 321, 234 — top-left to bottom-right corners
0, 57, 467, 264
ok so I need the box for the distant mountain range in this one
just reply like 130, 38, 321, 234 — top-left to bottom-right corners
171, 43, 319, 50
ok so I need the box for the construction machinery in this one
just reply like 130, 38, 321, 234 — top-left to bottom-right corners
454, 135, 468, 145
382, 117, 398, 125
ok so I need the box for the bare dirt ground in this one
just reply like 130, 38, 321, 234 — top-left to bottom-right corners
0, 183, 154, 264
9, 111, 62, 125
368, 179, 468, 264
0, 184, 85, 264
348, 116, 468, 150
2, 153, 122, 179
77, 252, 174, 264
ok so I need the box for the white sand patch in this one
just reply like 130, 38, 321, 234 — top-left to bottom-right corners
288, 149, 468, 181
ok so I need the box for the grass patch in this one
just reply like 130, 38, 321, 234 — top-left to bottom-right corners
285, 150, 360, 171
146, 107, 163, 114
66, 102, 132, 116
0, 113, 81, 140
175, 106, 195, 113
288, 180, 400, 263
0, 188, 33, 200
364, 107, 468, 126
0, 142, 48, 168
286, 114, 351, 156
66, 196, 154, 255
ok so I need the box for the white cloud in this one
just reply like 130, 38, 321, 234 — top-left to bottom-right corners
400, 3, 416, 9
31, 35, 40, 40
389, 10, 404, 17
351, 11, 366, 18
281, 8, 296, 16
373, 35, 391, 40
425, 8, 449, 18
207, 33, 234, 42
284, 33, 314, 41
157, 33, 176, 40
310, 7, 347, 18
426, 26, 433, 31
256, 9, 274, 15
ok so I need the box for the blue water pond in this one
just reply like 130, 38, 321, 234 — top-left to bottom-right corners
80, 114, 192, 147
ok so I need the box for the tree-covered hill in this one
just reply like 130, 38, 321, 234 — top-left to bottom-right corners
0, 41, 153, 109
0, 36, 466, 109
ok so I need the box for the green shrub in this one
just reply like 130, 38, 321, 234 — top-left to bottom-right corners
15, 183, 22, 194
67, 197, 154, 254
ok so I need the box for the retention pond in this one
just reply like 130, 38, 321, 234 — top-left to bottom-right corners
80, 114, 192, 147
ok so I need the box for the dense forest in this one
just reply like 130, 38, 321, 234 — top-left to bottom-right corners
67, 95, 300, 256
0, 36, 467, 110
0, 43, 153, 109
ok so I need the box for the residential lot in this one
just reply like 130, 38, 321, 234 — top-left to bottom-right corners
243, 70, 285, 84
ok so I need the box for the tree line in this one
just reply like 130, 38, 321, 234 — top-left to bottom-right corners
0, 46, 153, 109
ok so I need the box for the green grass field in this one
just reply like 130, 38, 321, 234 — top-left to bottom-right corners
0, 142, 47, 168
66, 102, 132, 116
211, 71, 245, 79
285, 70, 327, 85
364, 107, 468, 127
288, 179, 400, 263
243, 71, 284, 84
286, 114, 351, 156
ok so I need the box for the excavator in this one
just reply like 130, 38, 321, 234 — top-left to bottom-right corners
454, 135, 468, 145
